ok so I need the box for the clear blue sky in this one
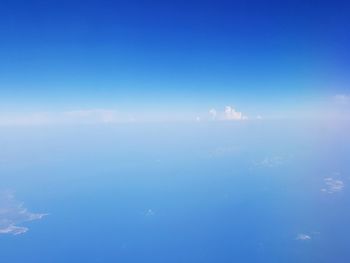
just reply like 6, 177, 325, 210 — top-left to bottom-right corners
1, 2, 350, 261
0, 0, 349, 119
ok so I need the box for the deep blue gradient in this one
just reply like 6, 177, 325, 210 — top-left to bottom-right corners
0, 0, 349, 111
1, 1, 350, 262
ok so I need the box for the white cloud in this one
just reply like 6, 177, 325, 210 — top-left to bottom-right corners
0, 191, 47, 235
208, 106, 248, 121
0, 225, 28, 235
224, 106, 247, 121
209, 108, 217, 120
321, 177, 344, 194
296, 233, 311, 241
0, 106, 250, 125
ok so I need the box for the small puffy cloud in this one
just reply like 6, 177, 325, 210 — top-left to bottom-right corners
209, 108, 217, 120
321, 177, 344, 194
296, 233, 311, 241
0, 191, 47, 235
224, 106, 247, 121
208, 106, 247, 121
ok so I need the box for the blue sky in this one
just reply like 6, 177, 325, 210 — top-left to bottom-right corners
0, 0, 350, 121
1, 2, 350, 262
2, 2, 350, 262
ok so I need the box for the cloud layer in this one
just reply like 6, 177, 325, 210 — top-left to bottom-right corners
0, 109, 120, 126
321, 178, 345, 194
296, 233, 311, 241
0, 191, 47, 235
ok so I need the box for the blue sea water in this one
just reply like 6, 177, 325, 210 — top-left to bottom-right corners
0, 121, 349, 262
